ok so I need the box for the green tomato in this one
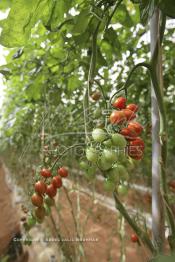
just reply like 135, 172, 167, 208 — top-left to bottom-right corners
117, 165, 129, 181
111, 134, 127, 148
86, 147, 99, 163
117, 185, 128, 196
80, 161, 89, 170
98, 156, 113, 171
104, 179, 116, 192
94, 108, 101, 118
102, 149, 117, 164
117, 153, 127, 164
92, 128, 107, 143
107, 167, 120, 183
103, 139, 112, 148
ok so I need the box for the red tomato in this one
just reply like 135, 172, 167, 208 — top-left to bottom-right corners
46, 184, 57, 198
35, 181, 47, 195
112, 97, 126, 109
58, 167, 69, 178
31, 193, 43, 207
122, 109, 136, 121
129, 153, 143, 160
120, 127, 138, 140
130, 137, 145, 150
40, 168, 52, 178
128, 138, 144, 160
52, 176, 62, 188
128, 122, 143, 136
110, 111, 126, 125
126, 104, 139, 112
131, 234, 139, 243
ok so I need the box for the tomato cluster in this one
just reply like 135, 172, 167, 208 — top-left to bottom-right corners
83, 96, 144, 195
30, 167, 68, 223
110, 97, 145, 160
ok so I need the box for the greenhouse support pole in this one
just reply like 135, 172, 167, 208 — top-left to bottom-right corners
150, 8, 165, 252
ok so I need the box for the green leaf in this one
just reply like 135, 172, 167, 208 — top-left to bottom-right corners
49, 0, 71, 30
68, 75, 82, 91
104, 28, 120, 50
114, 4, 133, 27
0, 0, 52, 47
72, 9, 90, 34
0, 0, 11, 10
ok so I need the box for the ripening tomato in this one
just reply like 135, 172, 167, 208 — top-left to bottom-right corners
120, 127, 138, 140
131, 234, 139, 243
92, 128, 107, 142
40, 168, 52, 178
35, 181, 47, 195
31, 193, 43, 207
110, 111, 126, 125
46, 184, 57, 198
52, 176, 62, 188
112, 97, 126, 109
58, 167, 68, 177
35, 206, 46, 220
126, 104, 139, 113
91, 90, 101, 101
128, 122, 143, 136
122, 109, 136, 121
